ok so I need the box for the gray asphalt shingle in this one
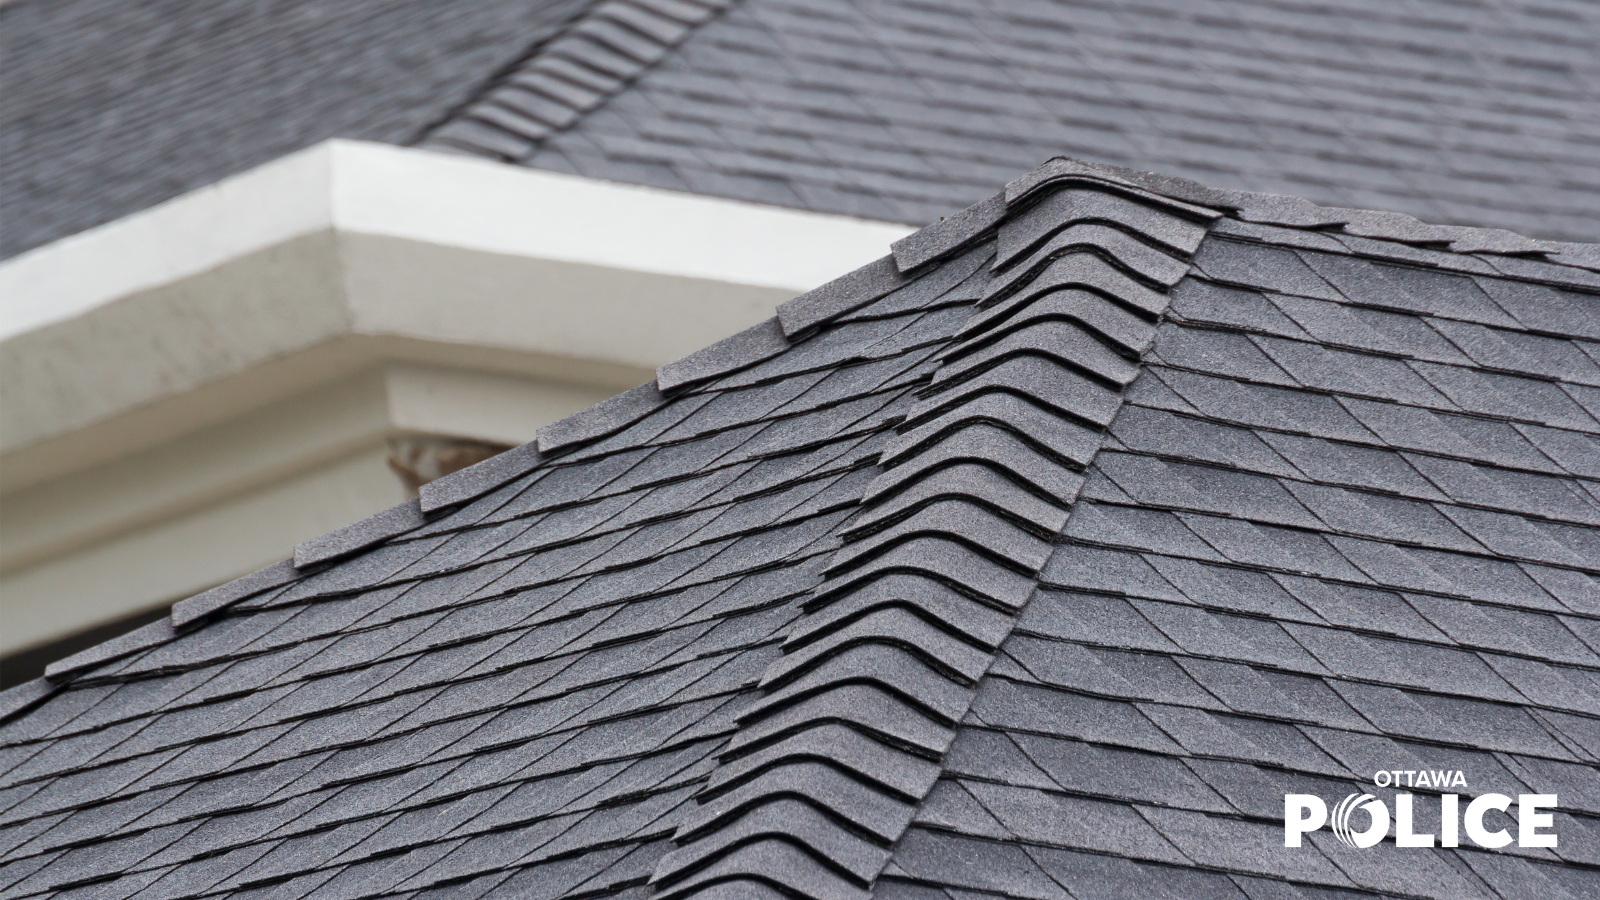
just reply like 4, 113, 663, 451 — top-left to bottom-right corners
4, 156, 1598, 900
10, 0, 1600, 264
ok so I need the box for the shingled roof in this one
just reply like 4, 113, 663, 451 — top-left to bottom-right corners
4, 157, 1600, 900
5, 0, 1599, 258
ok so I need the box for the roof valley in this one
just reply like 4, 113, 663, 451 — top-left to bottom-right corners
643, 179, 1218, 899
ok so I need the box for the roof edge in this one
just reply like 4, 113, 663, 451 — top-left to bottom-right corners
293, 499, 428, 569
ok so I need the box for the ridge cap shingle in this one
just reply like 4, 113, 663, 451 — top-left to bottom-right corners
1006, 157, 1600, 278
646, 173, 1210, 900
419, 0, 738, 162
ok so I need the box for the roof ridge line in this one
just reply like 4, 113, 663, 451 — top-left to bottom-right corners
1004, 157, 1600, 276
419, 0, 740, 162
642, 179, 1213, 900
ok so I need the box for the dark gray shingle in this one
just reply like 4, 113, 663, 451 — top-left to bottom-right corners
6, 158, 1598, 900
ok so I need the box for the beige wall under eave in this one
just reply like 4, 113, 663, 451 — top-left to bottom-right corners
0, 363, 619, 657
2, 229, 795, 493
1, 445, 408, 654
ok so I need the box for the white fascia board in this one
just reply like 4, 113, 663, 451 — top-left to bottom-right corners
327, 142, 913, 294
0, 140, 915, 343
0, 147, 336, 340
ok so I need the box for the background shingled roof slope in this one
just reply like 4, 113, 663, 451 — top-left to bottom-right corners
4, 0, 1599, 260
440, 0, 1600, 243
2, 155, 1599, 900
0, 0, 601, 258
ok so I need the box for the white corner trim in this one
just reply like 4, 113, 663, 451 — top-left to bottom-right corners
0, 146, 337, 340
0, 140, 916, 342
326, 142, 916, 291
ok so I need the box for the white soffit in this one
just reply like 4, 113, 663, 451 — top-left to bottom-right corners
0, 140, 916, 342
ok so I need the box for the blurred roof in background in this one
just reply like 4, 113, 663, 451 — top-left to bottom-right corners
4, 0, 1599, 260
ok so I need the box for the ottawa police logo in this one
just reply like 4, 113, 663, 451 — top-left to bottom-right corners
1285, 772, 1559, 850
1330, 793, 1387, 848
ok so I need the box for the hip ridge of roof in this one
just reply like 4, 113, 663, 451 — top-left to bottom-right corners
419, 0, 740, 162
642, 174, 1211, 900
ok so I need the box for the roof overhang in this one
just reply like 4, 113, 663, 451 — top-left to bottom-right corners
1, 139, 913, 485
0, 140, 912, 656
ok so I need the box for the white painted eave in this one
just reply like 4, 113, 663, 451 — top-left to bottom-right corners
0, 142, 916, 653
1, 139, 914, 342
1, 140, 916, 489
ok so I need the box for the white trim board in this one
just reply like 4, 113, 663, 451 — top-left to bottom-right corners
0, 141, 915, 654
0, 140, 914, 342
2, 142, 916, 482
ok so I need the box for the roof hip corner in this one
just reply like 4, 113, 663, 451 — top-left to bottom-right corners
646, 179, 1209, 899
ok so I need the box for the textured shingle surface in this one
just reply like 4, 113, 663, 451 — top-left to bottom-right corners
881, 200, 1600, 900
3, 158, 1598, 900
5, 0, 1599, 260
0, 0, 598, 258
433, 0, 1600, 243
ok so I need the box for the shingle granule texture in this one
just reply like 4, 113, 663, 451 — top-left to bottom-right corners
5, 0, 1598, 259
3, 155, 1597, 899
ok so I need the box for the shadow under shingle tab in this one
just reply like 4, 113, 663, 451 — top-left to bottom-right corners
10, 154, 1600, 900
